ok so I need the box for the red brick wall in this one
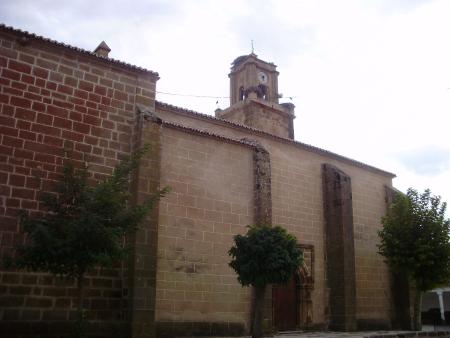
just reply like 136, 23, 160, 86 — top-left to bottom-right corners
0, 28, 157, 337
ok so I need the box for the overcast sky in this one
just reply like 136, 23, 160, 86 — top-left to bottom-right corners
1, 0, 449, 210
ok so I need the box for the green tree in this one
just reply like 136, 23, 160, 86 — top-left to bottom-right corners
7, 145, 169, 337
228, 224, 302, 338
378, 188, 450, 330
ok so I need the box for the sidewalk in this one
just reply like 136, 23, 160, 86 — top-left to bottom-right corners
187, 327, 450, 338
276, 331, 407, 338
275, 326, 450, 338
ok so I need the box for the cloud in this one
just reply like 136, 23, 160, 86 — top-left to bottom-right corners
226, 1, 315, 65
0, 0, 179, 50
0, 0, 449, 208
0, 0, 177, 23
397, 146, 450, 176
376, 0, 431, 14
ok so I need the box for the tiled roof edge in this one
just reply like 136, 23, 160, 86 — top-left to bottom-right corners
161, 120, 258, 149
0, 23, 159, 77
156, 101, 396, 178
232, 53, 277, 68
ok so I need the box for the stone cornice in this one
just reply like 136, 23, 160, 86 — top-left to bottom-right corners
156, 101, 396, 178
0, 23, 159, 78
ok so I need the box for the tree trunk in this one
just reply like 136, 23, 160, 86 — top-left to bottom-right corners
72, 274, 86, 338
252, 285, 266, 338
413, 290, 422, 331
77, 274, 85, 321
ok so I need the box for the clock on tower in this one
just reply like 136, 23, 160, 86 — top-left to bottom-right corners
215, 53, 296, 139
257, 71, 268, 84
228, 53, 279, 105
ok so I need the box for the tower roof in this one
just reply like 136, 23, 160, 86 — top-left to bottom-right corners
231, 53, 276, 69
93, 40, 111, 57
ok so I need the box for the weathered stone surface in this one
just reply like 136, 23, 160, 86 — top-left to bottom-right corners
322, 163, 357, 331
0, 24, 397, 337
128, 113, 163, 338
244, 138, 272, 226
155, 321, 245, 338
0, 25, 157, 338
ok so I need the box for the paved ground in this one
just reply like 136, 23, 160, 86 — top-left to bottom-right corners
188, 326, 450, 338
188, 333, 408, 338
191, 325, 450, 338
188, 335, 407, 338
275, 331, 406, 338
275, 326, 450, 337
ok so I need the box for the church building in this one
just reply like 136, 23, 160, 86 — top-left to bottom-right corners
0, 24, 401, 337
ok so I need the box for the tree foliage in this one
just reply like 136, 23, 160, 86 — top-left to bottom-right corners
378, 188, 450, 329
378, 188, 450, 291
229, 224, 303, 287
7, 145, 169, 336
229, 224, 302, 338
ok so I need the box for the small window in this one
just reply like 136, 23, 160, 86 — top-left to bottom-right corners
239, 86, 245, 101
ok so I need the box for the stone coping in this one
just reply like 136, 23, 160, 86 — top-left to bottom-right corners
181, 331, 450, 338
156, 101, 396, 178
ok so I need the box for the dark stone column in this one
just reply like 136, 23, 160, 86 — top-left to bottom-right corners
252, 141, 273, 333
322, 164, 357, 331
385, 186, 412, 330
128, 107, 163, 338
242, 138, 273, 334
288, 118, 295, 140
252, 142, 272, 226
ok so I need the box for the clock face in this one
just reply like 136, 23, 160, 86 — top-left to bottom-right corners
258, 71, 268, 84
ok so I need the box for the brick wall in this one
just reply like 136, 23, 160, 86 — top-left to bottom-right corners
0, 28, 157, 337
0, 24, 396, 337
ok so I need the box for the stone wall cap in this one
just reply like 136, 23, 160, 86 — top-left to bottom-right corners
231, 53, 277, 69
231, 53, 276, 67
156, 101, 396, 178
160, 119, 260, 149
0, 23, 159, 77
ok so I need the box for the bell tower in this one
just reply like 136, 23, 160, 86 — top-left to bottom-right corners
216, 53, 296, 139
229, 53, 279, 105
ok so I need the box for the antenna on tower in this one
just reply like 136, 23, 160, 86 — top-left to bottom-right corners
251, 39, 254, 54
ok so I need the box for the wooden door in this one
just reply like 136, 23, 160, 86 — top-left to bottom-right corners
273, 275, 298, 331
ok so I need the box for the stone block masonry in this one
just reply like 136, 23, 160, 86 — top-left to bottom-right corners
156, 126, 255, 336
0, 26, 158, 337
246, 138, 272, 226
322, 164, 357, 331
1, 23, 398, 337
128, 108, 164, 338
156, 102, 396, 331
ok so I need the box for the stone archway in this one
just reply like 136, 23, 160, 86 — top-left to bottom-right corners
273, 273, 299, 331
298, 262, 314, 328
272, 245, 315, 331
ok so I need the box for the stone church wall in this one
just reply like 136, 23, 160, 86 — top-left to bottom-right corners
0, 23, 395, 337
351, 168, 392, 328
155, 103, 394, 330
155, 126, 255, 336
264, 139, 392, 329
0, 28, 158, 337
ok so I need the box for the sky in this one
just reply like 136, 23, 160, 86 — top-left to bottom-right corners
1, 0, 450, 211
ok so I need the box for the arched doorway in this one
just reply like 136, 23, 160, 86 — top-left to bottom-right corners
272, 245, 314, 331
273, 273, 299, 331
